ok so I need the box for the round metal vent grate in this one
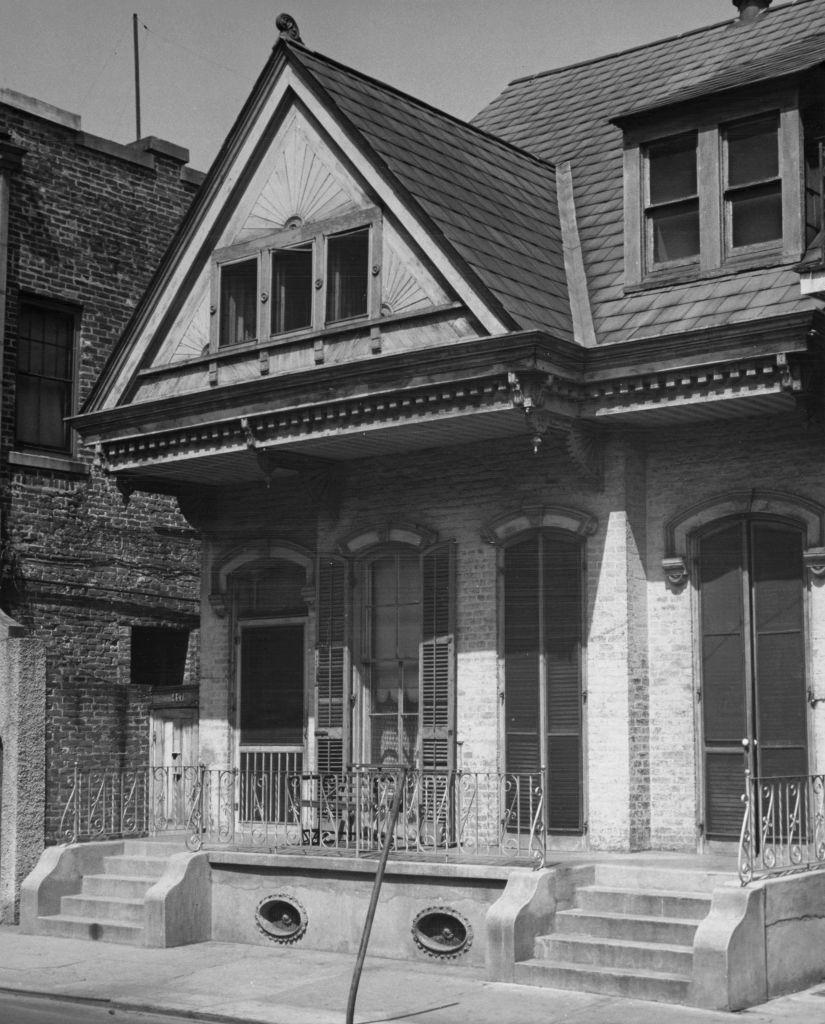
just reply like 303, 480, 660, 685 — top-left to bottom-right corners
411, 906, 472, 958
255, 893, 308, 944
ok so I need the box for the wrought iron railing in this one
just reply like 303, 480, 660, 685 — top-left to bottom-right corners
55, 763, 547, 865
738, 772, 825, 884
184, 765, 546, 865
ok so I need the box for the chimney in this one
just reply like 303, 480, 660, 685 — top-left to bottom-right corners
732, 0, 772, 21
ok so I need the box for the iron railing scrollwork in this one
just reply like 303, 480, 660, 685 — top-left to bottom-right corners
738, 772, 825, 884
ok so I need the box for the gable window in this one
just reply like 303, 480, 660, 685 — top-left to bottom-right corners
15, 299, 77, 453
271, 244, 313, 334
220, 258, 257, 346
326, 227, 369, 322
214, 210, 379, 348
625, 99, 803, 286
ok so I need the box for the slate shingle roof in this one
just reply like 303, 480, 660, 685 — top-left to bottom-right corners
288, 44, 573, 341
473, 0, 825, 345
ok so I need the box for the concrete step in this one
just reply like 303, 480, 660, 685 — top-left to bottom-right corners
103, 855, 169, 878
60, 893, 145, 926
82, 873, 158, 899
535, 933, 694, 974
592, 863, 735, 894
576, 885, 711, 920
35, 914, 145, 946
122, 839, 187, 858
554, 909, 699, 945
515, 958, 691, 1004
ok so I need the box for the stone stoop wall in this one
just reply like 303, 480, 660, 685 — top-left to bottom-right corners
0, 96, 202, 842
209, 854, 506, 966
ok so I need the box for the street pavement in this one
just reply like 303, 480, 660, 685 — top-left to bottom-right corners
1, 925, 825, 1024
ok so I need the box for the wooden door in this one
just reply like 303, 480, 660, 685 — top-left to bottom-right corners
150, 708, 198, 828
699, 519, 807, 840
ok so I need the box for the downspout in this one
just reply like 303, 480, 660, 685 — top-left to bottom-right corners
0, 133, 25, 573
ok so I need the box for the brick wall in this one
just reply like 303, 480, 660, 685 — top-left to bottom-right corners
194, 408, 825, 853
0, 97, 202, 839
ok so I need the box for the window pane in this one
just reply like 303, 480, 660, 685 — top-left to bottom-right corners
16, 303, 74, 451
730, 184, 782, 248
727, 118, 779, 188
326, 228, 368, 322
271, 245, 312, 334
219, 259, 257, 346
648, 137, 697, 204
650, 200, 700, 263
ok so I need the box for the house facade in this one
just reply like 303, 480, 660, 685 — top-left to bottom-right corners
74, 0, 825, 857
0, 90, 202, 918
33, 0, 825, 1003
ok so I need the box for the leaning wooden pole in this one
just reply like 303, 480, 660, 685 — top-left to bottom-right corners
345, 768, 406, 1024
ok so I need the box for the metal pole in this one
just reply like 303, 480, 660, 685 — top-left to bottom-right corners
132, 13, 142, 140
345, 768, 406, 1024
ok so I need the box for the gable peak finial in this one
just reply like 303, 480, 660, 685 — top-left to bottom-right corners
276, 13, 303, 44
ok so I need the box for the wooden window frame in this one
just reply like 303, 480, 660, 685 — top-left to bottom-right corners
211, 208, 382, 350
623, 89, 804, 289
14, 295, 80, 456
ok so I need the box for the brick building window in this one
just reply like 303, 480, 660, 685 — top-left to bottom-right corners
15, 299, 78, 452
131, 627, 189, 687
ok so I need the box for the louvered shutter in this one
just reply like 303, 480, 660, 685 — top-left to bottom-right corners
315, 556, 349, 775
419, 541, 455, 773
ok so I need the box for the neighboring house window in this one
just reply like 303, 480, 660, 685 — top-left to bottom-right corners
625, 100, 803, 285
214, 211, 378, 348
15, 300, 77, 452
131, 626, 190, 687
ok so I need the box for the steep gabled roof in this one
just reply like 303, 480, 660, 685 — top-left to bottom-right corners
286, 43, 572, 340
473, 0, 825, 345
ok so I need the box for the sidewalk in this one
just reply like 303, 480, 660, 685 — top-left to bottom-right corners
2, 926, 825, 1024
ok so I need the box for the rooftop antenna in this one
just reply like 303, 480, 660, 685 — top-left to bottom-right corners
133, 12, 142, 140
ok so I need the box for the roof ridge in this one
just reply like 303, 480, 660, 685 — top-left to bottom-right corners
505, 0, 815, 87
284, 40, 557, 173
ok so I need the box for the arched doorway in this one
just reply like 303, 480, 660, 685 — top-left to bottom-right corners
698, 517, 807, 840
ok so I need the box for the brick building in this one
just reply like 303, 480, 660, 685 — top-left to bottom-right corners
0, 89, 202, 918
22, 0, 825, 1008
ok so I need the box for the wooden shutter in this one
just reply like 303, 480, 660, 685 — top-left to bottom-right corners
419, 541, 455, 772
504, 537, 541, 776
315, 556, 349, 774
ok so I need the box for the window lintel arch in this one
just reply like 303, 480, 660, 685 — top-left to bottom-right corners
339, 522, 437, 557
209, 540, 314, 617
482, 505, 597, 547
663, 490, 825, 589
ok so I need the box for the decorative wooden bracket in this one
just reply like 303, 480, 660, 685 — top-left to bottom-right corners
508, 372, 602, 487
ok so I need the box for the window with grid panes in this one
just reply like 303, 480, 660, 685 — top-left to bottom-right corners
15, 301, 76, 452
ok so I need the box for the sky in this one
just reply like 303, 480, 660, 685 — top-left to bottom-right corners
0, 0, 740, 172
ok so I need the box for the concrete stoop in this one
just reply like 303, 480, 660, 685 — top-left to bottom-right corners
21, 838, 211, 947
513, 863, 733, 1005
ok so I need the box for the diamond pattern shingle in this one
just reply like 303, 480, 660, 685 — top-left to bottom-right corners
473, 0, 825, 344
288, 45, 573, 340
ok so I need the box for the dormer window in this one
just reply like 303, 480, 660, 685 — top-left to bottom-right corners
623, 98, 803, 288
724, 114, 782, 252
645, 134, 699, 269
214, 211, 378, 348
